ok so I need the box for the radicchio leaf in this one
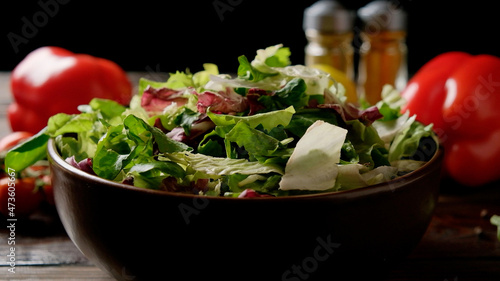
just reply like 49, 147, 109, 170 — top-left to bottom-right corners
238, 188, 273, 198
197, 87, 248, 114
166, 115, 215, 145
141, 86, 191, 115
65, 156, 95, 175
319, 89, 382, 125
246, 88, 269, 115
318, 103, 383, 126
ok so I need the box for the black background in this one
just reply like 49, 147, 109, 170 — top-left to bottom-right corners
1, 0, 499, 76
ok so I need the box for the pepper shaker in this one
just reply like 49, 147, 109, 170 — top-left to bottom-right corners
357, 0, 408, 105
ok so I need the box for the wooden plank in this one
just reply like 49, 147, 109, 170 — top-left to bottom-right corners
410, 184, 500, 259
0, 234, 90, 267
1, 265, 114, 280
0, 205, 89, 267
387, 259, 500, 281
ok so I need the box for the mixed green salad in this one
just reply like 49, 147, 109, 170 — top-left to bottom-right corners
6, 44, 439, 197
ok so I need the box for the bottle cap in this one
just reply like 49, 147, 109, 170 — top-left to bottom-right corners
358, 1, 407, 32
303, 0, 355, 34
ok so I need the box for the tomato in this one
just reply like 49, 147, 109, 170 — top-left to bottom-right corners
0, 177, 44, 218
0, 132, 53, 212
40, 174, 54, 205
0, 131, 34, 152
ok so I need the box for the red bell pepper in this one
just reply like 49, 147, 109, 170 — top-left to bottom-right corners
8, 46, 132, 134
401, 52, 500, 186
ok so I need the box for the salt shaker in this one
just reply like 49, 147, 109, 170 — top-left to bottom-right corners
303, 0, 355, 80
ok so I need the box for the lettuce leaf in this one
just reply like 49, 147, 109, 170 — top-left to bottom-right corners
242, 44, 329, 96
163, 151, 283, 176
336, 164, 397, 190
47, 113, 97, 136
276, 65, 330, 96
257, 78, 309, 111
207, 106, 295, 131
192, 63, 219, 90
279, 120, 347, 191
138, 71, 193, 93
491, 215, 500, 241
224, 122, 282, 160
372, 111, 411, 145
92, 123, 132, 180
139, 64, 218, 96
92, 114, 190, 180
286, 108, 339, 138
4, 128, 50, 172
375, 84, 406, 121
388, 118, 437, 162
250, 44, 291, 74
126, 161, 186, 190
237, 55, 277, 82
224, 173, 282, 196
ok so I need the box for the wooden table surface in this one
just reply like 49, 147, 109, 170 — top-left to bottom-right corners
0, 72, 499, 281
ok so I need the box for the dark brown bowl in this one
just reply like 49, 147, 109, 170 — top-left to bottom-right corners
48, 139, 443, 281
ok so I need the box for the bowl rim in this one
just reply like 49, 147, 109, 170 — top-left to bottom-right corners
47, 138, 443, 201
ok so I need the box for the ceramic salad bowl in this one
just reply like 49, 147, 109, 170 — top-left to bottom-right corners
48, 139, 443, 281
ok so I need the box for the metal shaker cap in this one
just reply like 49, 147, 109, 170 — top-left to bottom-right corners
303, 0, 355, 33
358, 1, 407, 31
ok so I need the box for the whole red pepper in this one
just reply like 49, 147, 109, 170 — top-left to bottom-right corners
401, 52, 500, 186
8, 46, 132, 134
